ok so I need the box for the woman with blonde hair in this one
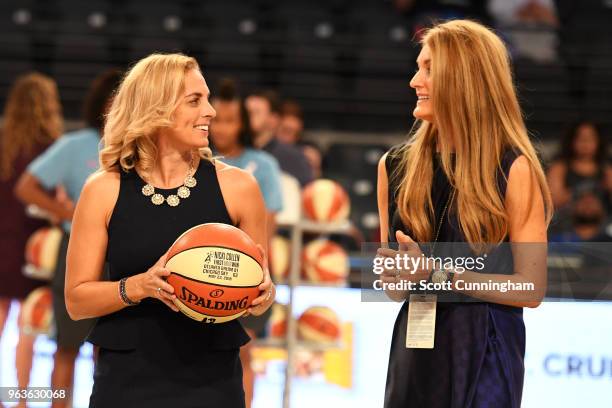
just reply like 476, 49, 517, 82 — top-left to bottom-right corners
377, 20, 551, 407
0, 72, 62, 408
64, 54, 275, 407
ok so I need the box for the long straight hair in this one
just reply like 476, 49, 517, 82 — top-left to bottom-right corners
394, 20, 553, 245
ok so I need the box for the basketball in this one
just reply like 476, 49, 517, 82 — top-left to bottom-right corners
268, 302, 288, 339
302, 239, 349, 283
21, 287, 54, 336
165, 223, 264, 323
302, 179, 350, 223
270, 235, 291, 281
23, 227, 63, 281
297, 306, 341, 343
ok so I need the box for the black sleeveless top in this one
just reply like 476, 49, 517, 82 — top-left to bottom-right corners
87, 159, 250, 351
565, 162, 604, 193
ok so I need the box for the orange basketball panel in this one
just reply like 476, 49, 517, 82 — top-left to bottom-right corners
168, 273, 260, 317
299, 313, 340, 339
27, 229, 48, 266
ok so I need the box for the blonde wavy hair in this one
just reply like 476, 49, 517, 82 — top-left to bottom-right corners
100, 53, 212, 174
393, 20, 553, 246
1, 72, 62, 180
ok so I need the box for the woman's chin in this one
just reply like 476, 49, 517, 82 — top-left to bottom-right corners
194, 137, 209, 149
412, 109, 433, 123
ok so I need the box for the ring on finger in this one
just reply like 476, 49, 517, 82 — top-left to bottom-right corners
156, 287, 162, 295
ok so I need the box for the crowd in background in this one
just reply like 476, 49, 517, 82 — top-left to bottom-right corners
1, 1, 611, 407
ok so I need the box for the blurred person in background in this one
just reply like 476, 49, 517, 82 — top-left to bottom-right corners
210, 78, 282, 408
549, 190, 611, 242
393, 0, 492, 38
246, 90, 313, 186
276, 99, 304, 146
211, 78, 283, 241
0, 72, 62, 408
546, 120, 612, 216
15, 69, 122, 408
488, 0, 559, 63
278, 99, 322, 179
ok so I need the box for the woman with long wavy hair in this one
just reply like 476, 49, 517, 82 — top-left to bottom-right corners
64, 54, 274, 407
377, 20, 552, 408
0, 72, 62, 408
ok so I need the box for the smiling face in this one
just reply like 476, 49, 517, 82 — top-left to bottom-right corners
160, 69, 216, 149
409, 44, 434, 123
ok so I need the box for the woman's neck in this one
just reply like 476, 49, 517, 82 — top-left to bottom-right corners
148, 137, 196, 188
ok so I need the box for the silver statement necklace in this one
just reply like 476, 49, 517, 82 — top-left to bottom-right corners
141, 155, 197, 207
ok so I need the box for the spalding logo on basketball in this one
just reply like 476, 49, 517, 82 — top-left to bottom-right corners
209, 289, 224, 298
165, 223, 264, 323
302, 179, 350, 222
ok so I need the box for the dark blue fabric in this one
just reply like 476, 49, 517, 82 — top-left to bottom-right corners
383, 145, 524, 408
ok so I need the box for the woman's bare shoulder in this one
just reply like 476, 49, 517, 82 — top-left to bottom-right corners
84, 169, 120, 192
79, 169, 121, 223
215, 159, 258, 192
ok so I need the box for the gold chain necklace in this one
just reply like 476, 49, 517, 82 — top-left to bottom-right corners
431, 188, 455, 256
141, 156, 197, 207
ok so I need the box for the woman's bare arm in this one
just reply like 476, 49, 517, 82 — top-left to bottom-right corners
449, 155, 548, 307
15, 172, 73, 221
65, 171, 177, 320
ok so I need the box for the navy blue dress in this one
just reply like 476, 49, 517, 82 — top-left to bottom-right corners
384, 145, 525, 408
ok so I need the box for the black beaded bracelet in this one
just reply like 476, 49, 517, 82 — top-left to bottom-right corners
119, 277, 140, 306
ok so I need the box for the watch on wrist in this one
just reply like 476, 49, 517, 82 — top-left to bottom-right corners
430, 267, 455, 285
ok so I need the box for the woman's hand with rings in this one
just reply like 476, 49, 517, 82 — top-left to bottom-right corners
129, 251, 179, 312
244, 244, 275, 317
377, 230, 431, 286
